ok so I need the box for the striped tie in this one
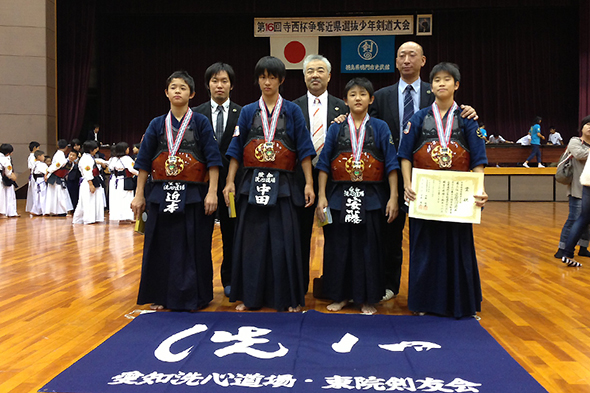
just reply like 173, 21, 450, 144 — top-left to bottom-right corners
311, 98, 323, 165
402, 85, 414, 130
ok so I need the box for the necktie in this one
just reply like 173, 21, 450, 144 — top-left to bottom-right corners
215, 105, 224, 143
311, 98, 324, 165
402, 85, 414, 131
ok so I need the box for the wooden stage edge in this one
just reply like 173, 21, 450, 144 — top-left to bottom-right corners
1, 200, 590, 392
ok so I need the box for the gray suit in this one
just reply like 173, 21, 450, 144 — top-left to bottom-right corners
292, 93, 346, 293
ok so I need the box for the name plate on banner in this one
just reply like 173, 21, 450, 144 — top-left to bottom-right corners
341, 36, 396, 73
255, 16, 413, 37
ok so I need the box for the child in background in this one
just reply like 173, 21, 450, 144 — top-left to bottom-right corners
45, 139, 74, 216
0, 144, 19, 218
66, 149, 81, 209
108, 142, 138, 222
29, 150, 48, 216
73, 140, 106, 225
25, 141, 41, 213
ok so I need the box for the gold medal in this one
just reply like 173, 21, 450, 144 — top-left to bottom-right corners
165, 155, 185, 176
345, 156, 364, 182
431, 145, 453, 169
255, 141, 276, 162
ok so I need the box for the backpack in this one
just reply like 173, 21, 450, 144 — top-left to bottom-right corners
555, 150, 573, 185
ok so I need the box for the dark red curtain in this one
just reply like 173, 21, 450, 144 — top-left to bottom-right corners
580, 0, 590, 120
56, 1, 582, 145
56, 0, 96, 143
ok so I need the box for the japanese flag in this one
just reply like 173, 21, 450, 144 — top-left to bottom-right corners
270, 36, 318, 70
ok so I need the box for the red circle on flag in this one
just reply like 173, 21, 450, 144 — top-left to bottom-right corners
284, 41, 306, 64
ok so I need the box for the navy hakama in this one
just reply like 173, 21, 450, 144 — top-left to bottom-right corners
137, 198, 215, 310
398, 106, 488, 318
226, 100, 315, 311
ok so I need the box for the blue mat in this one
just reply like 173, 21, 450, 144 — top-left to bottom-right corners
41, 310, 547, 392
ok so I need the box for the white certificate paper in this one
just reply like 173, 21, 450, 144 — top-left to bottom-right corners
409, 168, 484, 224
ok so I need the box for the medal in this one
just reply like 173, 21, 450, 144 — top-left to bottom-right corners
345, 156, 365, 182
345, 113, 370, 182
164, 109, 193, 176
430, 145, 453, 169
165, 155, 185, 176
257, 95, 284, 163
254, 141, 277, 162
431, 101, 458, 169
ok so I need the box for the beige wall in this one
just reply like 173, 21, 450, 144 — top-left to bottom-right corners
0, 0, 56, 178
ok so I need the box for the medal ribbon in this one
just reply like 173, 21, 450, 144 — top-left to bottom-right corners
431, 101, 458, 148
258, 95, 284, 143
347, 113, 370, 162
165, 109, 193, 156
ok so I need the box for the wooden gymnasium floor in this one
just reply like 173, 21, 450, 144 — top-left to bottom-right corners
1, 199, 589, 392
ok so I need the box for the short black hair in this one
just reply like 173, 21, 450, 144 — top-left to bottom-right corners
533, 116, 542, 124
114, 141, 129, 158
57, 139, 68, 149
34, 150, 45, 159
29, 141, 40, 152
166, 70, 196, 94
70, 138, 81, 147
580, 115, 590, 133
204, 62, 235, 90
254, 56, 286, 83
343, 77, 375, 98
83, 140, 99, 153
429, 62, 461, 83
0, 144, 14, 155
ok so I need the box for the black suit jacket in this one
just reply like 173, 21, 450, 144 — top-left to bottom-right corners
87, 130, 103, 145
370, 80, 434, 147
192, 100, 243, 188
292, 93, 346, 132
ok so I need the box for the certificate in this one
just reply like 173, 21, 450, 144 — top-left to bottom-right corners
409, 168, 484, 224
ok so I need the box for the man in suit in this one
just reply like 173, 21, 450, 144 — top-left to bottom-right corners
87, 125, 102, 145
293, 54, 346, 294
370, 41, 477, 301
192, 62, 242, 297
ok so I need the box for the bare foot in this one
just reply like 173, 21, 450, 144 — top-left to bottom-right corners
288, 306, 302, 313
150, 304, 164, 310
327, 300, 348, 312
235, 303, 247, 311
361, 304, 377, 315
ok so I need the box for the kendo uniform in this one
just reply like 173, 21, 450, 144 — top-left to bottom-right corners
0, 153, 18, 217
316, 117, 399, 306
45, 150, 74, 215
30, 161, 48, 215
25, 152, 36, 213
135, 110, 222, 311
108, 155, 138, 221
226, 100, 315, 311
72, 153, 106, 224
397, 106, 487, 318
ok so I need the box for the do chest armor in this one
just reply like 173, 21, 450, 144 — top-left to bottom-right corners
330, 122, 385, 182
413, 111, 470, 171
151, 125, 208, 184
243, 110, 297, 172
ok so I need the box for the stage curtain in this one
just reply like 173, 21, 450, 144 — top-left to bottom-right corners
90, 4, 579, 145
56, 0, 96, 142
580, 0, 590, 120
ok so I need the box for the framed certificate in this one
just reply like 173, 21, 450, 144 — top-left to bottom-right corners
409, 168, 484, 224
